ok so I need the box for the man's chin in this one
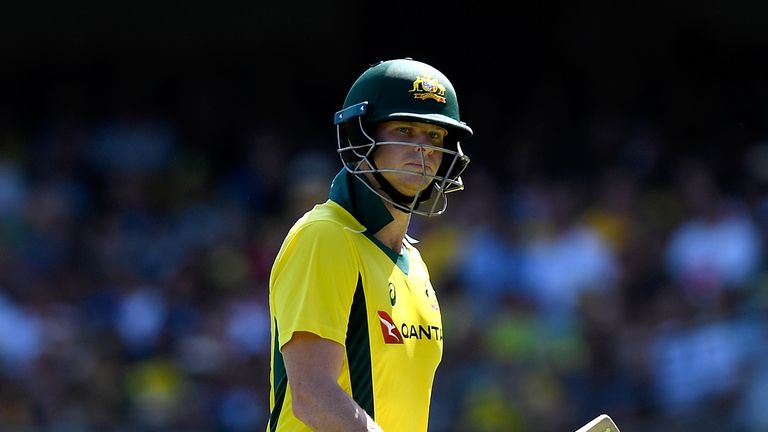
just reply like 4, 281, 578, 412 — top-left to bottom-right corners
378, 173, 432, 198
395, 183, 430, 198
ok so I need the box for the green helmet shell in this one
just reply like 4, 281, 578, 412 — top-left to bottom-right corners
335, 58, 473, 140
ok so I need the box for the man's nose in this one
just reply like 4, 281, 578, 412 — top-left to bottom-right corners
415, 138, 435, 155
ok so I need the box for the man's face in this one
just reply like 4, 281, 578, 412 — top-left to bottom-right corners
371, 120, 447, 197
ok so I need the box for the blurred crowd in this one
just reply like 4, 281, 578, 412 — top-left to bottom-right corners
1, 109, 768, 432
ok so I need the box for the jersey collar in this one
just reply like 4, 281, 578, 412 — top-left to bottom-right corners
329, 168, 394, 235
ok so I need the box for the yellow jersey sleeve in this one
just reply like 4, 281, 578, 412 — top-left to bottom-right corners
271, 219, 359, 350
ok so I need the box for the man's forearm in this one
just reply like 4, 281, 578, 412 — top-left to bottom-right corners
291, 378, 382, 431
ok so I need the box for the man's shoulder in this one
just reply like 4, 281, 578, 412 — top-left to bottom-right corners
292, 200, 365, 234
274, 201, 365, 264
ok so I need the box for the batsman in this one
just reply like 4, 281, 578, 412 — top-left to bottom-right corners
267, 57, 474, 431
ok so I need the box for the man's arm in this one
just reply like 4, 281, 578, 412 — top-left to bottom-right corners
282, 331, 383, 431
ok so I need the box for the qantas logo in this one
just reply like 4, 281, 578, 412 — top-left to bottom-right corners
377, 311, 403, 344
377, 310, 443, 344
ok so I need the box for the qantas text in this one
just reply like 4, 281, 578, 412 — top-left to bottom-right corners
400, 323, 443, 341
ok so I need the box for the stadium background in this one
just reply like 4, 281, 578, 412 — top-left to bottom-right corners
2, 2, 768, 431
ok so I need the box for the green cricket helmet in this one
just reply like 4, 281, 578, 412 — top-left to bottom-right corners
334, 58, 473, 217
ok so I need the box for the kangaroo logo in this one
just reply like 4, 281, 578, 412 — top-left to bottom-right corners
377, 311, 404, 344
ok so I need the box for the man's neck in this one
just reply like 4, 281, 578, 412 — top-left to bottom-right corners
373, 201, 411, 253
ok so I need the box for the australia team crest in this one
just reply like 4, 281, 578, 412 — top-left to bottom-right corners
409, 75, 447, 103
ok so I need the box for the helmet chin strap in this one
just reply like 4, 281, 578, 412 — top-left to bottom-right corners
369, 163, 434, 214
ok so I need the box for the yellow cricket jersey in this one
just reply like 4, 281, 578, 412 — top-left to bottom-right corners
267, 169, 443, 431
